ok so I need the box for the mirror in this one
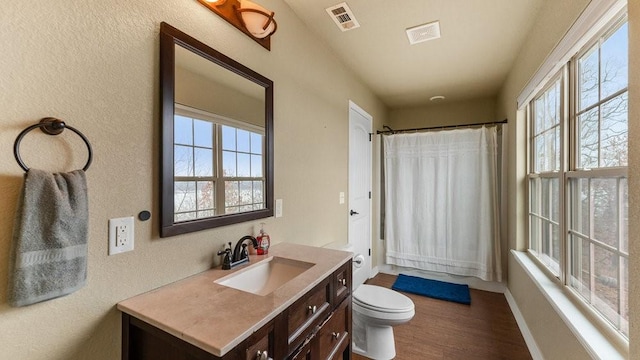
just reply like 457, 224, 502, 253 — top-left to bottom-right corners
160, 22, 274, 237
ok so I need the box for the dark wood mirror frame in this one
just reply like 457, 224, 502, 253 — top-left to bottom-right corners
160, 22, 274, 237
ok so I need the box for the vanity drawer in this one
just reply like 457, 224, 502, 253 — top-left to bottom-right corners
333, 261, 351, 307
317, 298, 350, 360
287, 278, 330, 352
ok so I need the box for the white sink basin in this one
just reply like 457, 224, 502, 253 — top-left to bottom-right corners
215, 256, 315, 296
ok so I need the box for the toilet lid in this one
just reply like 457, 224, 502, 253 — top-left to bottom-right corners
353, 284, 414, 313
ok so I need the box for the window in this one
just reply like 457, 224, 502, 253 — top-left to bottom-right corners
529, 78, 562, 275
173, 108, 265, 222
174, 115, 216, 221
527, 17, 628, 338
221, 125, 265, 214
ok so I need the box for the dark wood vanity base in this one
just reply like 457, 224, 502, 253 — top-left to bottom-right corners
121, 261, 352, 360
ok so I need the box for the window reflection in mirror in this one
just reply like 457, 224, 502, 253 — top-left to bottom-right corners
160, 22, 273, 237
172, 106, 266, 222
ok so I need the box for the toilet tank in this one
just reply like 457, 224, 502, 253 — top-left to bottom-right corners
322, 241, 354, 253
322, 241, 367, 287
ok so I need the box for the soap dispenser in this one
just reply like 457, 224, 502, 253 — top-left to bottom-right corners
256, 223, 270, 255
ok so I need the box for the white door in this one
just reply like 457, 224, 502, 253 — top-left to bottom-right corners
348, 101, 372, 288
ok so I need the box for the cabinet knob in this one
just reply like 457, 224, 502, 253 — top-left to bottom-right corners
307, 305, 317, 314
340, 278, 346, 286
256, 350, 268, 360
332, 332, 340, 339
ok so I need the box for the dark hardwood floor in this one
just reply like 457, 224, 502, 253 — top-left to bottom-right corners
352, 273, 532, 360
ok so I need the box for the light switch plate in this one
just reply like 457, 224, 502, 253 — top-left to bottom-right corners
339, 192, 345, 204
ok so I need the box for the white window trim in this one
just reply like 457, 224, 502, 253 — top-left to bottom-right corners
517, 0, 627, 109
175, 103, 265, 135
512, 250, 628, 359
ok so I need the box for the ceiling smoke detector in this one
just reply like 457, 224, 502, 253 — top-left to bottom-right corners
326, 2, 360, 32
406, 21, 441, 45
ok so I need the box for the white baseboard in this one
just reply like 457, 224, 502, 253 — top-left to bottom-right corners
504, 289, 543, 360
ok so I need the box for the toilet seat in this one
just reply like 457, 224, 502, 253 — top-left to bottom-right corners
353, 285, 414, 313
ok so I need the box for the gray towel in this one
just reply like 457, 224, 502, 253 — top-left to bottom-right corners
8, 169, 89, 307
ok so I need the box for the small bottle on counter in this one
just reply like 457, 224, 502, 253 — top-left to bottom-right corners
256, 223, 270, 255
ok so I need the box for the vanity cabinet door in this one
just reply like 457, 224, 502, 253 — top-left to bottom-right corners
316, 298, 351, 360
286, 278, 331, 353
333, 261, 351, 308
246, 320, 274, 360
123, 314, 236, 360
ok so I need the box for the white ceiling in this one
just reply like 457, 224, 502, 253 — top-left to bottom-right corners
283, 0, 545, 108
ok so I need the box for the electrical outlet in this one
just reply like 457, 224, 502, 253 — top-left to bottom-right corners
109, 217, 134, 255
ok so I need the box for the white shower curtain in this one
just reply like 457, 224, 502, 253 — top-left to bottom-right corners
384, 126, 502, 281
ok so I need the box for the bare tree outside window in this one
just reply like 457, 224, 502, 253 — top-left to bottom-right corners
577, 23, 628, 169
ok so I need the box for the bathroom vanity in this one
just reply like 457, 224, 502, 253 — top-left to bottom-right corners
118, 243, 352, 359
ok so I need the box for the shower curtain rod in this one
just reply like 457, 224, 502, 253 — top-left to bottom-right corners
376, 119, 507, 134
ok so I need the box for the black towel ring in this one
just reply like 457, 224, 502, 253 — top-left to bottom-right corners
13, 117, 93, 172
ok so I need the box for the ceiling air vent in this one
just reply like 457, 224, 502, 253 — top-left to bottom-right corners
406, 21, 441, 45
326, 2, 360, 32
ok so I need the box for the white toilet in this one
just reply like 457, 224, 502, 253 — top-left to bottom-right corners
324, 242, 415, 359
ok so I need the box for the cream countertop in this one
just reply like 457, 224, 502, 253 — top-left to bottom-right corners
117, 242, 352, 357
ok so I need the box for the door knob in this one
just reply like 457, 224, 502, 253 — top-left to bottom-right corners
350, 210, 359, 216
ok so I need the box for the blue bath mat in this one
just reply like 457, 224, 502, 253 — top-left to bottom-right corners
392, 274, 471, 305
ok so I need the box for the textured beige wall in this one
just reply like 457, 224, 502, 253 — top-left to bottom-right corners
496, 0, 639, 358
388, 97, 496, 130
0, 1, 386, 359
496, 0, 590, 252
